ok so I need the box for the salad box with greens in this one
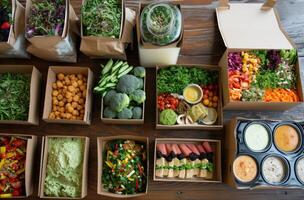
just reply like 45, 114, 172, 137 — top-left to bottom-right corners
97, 136, 148, 197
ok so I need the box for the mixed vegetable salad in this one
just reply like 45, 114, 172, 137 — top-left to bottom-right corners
26, 0, 66, 38
95, 59, 146, 120
82, 0, 122, 38
228, 49, 299, 102
0, 0, 11, 42
157, 66, 219, 126
0, 136, 27, 197
102, 139, 147, 195
0, 73, 31, 121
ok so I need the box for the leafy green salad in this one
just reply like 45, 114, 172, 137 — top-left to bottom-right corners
102, 139, 147, 195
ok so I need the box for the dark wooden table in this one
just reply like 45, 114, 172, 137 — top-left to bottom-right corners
1, 0, 304, 199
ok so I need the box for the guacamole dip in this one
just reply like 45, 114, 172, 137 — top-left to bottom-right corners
44, 137, 84, 197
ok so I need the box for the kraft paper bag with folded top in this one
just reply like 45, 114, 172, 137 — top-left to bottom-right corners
80, 0, 136, 60
25, 0, 78, 63
0, 0, 29, 58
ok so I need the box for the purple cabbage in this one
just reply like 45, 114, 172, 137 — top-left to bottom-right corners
228, 52, 242, 71
266, 50, 281, 70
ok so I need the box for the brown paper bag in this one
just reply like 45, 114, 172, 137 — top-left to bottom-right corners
0, 0, 29, 58
80, 0, 135, 60
25, 0, 78, 63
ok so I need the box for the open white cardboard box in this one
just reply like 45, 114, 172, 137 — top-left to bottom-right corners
155, 64, 223, 130
0, 133, 37, 198
42, 66, 93, 125
216, 0, 303, 110
100, 74, 146, 125
38, 135, 89, 199
0, 65, 41, 125
97, 135, 149, 198
137, 1, 184, 67
154, 138, 222, 183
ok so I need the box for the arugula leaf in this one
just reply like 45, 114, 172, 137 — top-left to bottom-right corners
0, 73, 31, 120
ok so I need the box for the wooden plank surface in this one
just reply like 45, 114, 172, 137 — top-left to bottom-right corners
0, 0, 304, 199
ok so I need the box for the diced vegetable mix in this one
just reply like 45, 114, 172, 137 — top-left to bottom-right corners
26, 0, 66, 38
0, 136, 27, 197
95, 59, 146, 120
157, 66, 219, 126
82, 0, 122, 38
0, 73, 31, 121
0, 0, 12, 42
228, 49, 299, 102
102, 140, 147, 195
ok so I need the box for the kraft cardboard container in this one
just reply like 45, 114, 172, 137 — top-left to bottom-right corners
154, 138, 222, 183
25, 0, 78, 62
0, 65, 41, 125
38, 135, 89, 199
137, 1, 184, 67
155, 64, 223, 130
216, 0, 304, 110
0, 0, 29, 58
0, 134, 37, 198
80, 0, 135, 60
42, 66, 93, 125
97, 135, 149, 198
100, 75, 146, 124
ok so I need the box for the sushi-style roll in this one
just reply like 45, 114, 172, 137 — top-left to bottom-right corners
171, 144, 183, 177
165, 144, 175, 178
155, 143, 168, 177
196, 144, 208, 178
186, 144, 201, 176
203, 142, 214, 179
179, 144, 197, 179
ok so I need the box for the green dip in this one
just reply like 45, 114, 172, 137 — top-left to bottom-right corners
44, 137, 84, 197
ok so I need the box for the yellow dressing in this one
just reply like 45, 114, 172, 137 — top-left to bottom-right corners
183, 86, 201, 103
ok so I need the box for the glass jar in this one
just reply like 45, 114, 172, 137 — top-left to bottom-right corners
140, 2, 182, 46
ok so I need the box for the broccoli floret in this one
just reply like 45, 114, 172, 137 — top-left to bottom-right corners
104, 90, 117, 106
130, 89, 146, 104
133, 67, 146, 78
116, 75, 141, 94
117, 108, 133, 119
110, 93, 130, 112
138, 78, 144, 89
132, 107, 142, 119
103, 106, 117, 118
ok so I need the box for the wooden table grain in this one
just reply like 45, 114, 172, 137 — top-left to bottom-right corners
1, 0, 304, 199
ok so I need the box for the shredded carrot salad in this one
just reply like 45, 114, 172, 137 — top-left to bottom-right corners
263, 89, 299, 102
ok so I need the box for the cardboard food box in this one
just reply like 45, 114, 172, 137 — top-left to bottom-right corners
216, 0, 304, 110
38, 135, 89, 199
154, 138, 222, 183
0, 0, 29, 58
137, 1, 184, 67
97, 135, 149, 198
0, 65, 41, 125
225, 117, 304, 189
25, 0, 78, 63
100, 75, 146, 124
155, 64, 223, 130
42, 66, 93, 125
0, 134, 37, 198
80, 0, 135, 60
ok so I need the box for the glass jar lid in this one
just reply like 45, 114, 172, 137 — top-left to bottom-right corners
140, 2, 182, 46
